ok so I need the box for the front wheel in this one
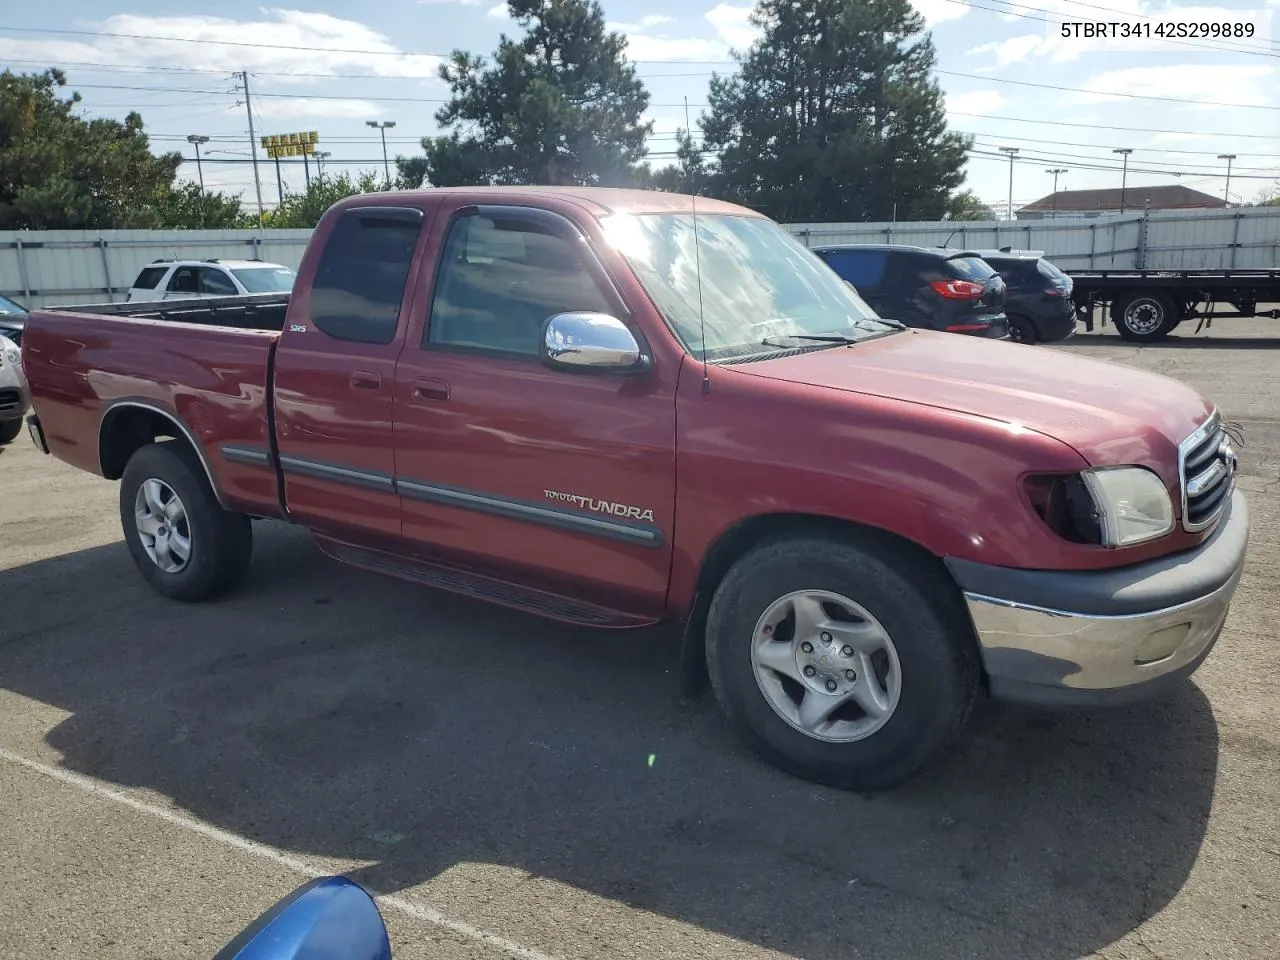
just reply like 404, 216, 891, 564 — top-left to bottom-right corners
705, 535, 980, 791
0, 419, 21, 445
120, 441, 253, 602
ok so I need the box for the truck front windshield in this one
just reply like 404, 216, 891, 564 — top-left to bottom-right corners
600, 212, 896, 360
231, 266, 296, 294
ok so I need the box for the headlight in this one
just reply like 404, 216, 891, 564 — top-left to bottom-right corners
1082, 466, 1174, 547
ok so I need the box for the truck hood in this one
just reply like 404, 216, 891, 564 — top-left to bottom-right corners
739, 329, 1214, 467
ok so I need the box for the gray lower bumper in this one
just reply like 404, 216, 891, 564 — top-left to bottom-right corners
947, 488, 1250, 707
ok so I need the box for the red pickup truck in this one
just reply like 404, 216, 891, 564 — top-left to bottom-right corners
21, 187, 1249, 790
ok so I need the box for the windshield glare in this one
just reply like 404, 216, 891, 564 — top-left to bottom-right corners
231, 266, 296, 294
600, 213, 894, 360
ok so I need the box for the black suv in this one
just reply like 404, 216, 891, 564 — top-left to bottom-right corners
969, 249, 1078, 344
812, 244, 1008, 338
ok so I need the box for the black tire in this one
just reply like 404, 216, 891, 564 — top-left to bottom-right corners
1112, 290, 1177, 342
119, 441, 253, 602
1007, 314, 1039, 344
0, 419, 21, 445
705, 535, 980, 791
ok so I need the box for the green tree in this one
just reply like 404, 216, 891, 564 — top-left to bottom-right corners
154, 180, 244, 228
699, 0, 971, 222
648, 128, 707, 194
407, 0, 652, 186
0, 68, 239, 229
946, 189, 997, 221
266, 170, 388, 228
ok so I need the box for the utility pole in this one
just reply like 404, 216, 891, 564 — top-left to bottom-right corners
1218, 154, 1236, 206
238, 71, 265, 227
367, 120, 396, 188
999, 146, 1019, 220
1046, 168, 1067, 219
314, 151, 331, 180
1113, 148, 1133, 214
186, 135, 210, 192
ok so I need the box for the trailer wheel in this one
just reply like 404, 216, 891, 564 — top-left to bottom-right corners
1113, 291, 1178, 342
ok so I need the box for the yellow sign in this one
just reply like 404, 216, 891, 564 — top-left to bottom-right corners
260, 130, 320, 158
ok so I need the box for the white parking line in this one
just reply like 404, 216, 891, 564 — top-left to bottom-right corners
0, 746, 557, 960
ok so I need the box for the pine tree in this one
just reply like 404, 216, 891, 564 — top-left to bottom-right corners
700, 0, 971, 221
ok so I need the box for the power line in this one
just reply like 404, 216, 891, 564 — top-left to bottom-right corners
968, 138, 1280, 174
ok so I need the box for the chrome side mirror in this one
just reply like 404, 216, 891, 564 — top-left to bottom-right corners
541, 312, 647, 373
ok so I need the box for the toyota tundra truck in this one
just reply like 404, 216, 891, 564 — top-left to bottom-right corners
19, 187, 1250, 790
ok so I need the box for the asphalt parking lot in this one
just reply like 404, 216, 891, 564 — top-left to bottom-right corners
2, 319, 1278, 960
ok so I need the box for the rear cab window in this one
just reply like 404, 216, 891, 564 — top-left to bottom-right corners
131, 265, 169, 289
307, 207, 425, 344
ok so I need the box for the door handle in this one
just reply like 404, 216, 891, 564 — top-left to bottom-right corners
412, 378, 450, 401
350, 370, 382, 390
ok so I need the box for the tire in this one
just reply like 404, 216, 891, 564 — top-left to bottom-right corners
0, 419, 21, 445
705, 535, 981, 791
1007, 314, 1039, 344
119, 441, 253, 602
1112, 291, 1177, 342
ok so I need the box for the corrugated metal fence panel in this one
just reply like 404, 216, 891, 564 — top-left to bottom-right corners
1139, 208, 1280, 270
0, 229, 314, 308
2, 209, 1276, 308
783, 216, 1148, 269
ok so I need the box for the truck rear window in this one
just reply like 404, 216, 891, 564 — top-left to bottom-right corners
132, 266, 169, 289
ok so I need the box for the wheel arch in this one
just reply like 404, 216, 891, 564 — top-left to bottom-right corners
677, 511, 977, 697
98, 400, 226, 508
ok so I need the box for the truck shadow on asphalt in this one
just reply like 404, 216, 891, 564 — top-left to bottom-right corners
1, 522, 1220, 959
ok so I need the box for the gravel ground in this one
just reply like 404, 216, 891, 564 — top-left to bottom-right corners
1, 318, 1277, 960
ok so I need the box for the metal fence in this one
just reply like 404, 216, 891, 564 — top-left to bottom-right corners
3, 206, 1277, 309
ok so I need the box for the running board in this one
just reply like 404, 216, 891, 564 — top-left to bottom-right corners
314, 536, 656, 629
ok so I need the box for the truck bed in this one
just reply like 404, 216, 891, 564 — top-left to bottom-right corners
21, 303, 283, 516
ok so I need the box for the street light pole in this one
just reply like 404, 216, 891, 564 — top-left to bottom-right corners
314, 151, 332, 180
1045, 168, 1067, 219
366, 120, 396, 188
1217, 154, 1237, 206
999, 146, 1019, 219
1112, 148, 1133, 214
186, 135, 210, 192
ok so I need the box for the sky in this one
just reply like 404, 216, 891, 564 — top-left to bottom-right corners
1, 0, 1278, 217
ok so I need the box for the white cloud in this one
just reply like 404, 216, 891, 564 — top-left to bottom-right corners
486, 3, 511, 19
966, 34, 1042, 66
911, 0, 970, 26
945, 90, 1009, 115
0, 10, 443, 81
705, 3, 758, 49
1069, 64, 1276, 110
418, 0, 482, 4
251, 98, 383, 119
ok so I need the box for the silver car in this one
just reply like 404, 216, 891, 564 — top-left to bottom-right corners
0, 294, 29, 446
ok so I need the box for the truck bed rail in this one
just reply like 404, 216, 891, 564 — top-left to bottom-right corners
43, 293, 290, 331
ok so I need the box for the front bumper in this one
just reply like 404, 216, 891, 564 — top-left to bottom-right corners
946, 488, 1249, 707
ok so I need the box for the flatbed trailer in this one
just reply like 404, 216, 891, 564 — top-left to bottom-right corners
1067, 268, 1280, 342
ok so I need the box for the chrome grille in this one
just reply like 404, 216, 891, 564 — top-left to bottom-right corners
1178, 412, 1236, 532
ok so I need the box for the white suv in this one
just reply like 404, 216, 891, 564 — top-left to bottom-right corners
126, 259, 296, 302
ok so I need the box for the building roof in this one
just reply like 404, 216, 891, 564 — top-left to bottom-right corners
1017, 184, 1227, 214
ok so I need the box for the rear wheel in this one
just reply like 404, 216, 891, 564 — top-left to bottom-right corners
705, 535, 980, 790
119, 441, 253, 601
0, 419, 21, 445
1113, 291, 1178, 342
1007, 314, 1039, 344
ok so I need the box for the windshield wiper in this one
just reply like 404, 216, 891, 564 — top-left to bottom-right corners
761, 333, 860, 347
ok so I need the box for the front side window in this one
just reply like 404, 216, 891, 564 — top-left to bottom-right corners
427, 212, 614, 357
600, 213, 893, 361
308, 210, 422, 344
232, 266, 296, 294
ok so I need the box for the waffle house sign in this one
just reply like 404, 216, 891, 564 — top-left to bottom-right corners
262, 131, 320, 159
